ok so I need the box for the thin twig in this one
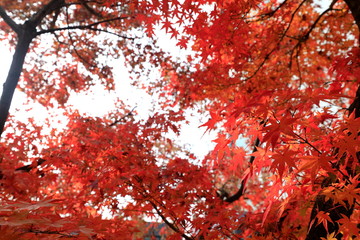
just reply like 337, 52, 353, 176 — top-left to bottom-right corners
295, 133, 352, 184
86, 27, 135, 40
127, 177, 193, 240
109, 107, 137, 127
294, 133, 322, 154
244, 0, 288, 22
148, 200, 193, 240
25, 229, 77, 238
289, 3, 336, 67
218, 0, 307, 88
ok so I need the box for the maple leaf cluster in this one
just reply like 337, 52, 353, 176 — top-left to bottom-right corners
0, 0, 360, 239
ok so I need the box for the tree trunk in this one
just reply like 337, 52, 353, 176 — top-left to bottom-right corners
0, 22, 35, 137
0, 0, 64, 137
344, 0, 360, 43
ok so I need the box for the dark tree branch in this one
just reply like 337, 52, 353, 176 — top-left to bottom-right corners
348, 84, 360, 119
344, 0, 360, 42
49, 7, 61, 30
39, 26, 134, 41
80, 0, 104, 18
0, 24, 35, 136
36, 16, 129, 35
220, 119, 267, 203
217, 0, 307, 89
219, 137, 260, 203
128, 176, 193, 240
244, 0, 307, 82
0, 6, 21, 34
148, 200, 194, 240
15, 158, 46, 172
86, 27, 135, 40
245, 0, 288, 22
30, 0, 65, 27
109, 107, 136, 127
26, 229, 77, 238
289, 1, 337, 67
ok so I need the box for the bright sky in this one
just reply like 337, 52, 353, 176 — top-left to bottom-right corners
0, 35, 216, 159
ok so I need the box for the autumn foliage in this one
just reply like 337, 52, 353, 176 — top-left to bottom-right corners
0, 0, 360, 239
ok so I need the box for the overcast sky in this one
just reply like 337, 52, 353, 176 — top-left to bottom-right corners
0, 34, 216, 159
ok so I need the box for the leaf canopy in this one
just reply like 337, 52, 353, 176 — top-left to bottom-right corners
0, 0, 360, 239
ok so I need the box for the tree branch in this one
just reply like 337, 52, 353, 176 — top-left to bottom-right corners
87, 27, 135, 40
0, 6, 21, 34
30, 0, 65, 27
128, 176, 193, 240
245, 0, 288, 22
26, 229, 78, 238
289, 2, 336, 67
0, 25, 34, 137
348, 84, 360, 119
217, 0, 306, 89
221, 137, 260, 203
244, 0, 307, 81
148, 200, 193, 240
80, 0, 104, 18
109, 107, 136, 127
344, 0, 360, 42
36, 16, 129, 35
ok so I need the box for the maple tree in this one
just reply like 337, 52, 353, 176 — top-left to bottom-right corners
0, 0, 360, 239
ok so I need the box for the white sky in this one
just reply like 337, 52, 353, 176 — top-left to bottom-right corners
0, 36, 216, 159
